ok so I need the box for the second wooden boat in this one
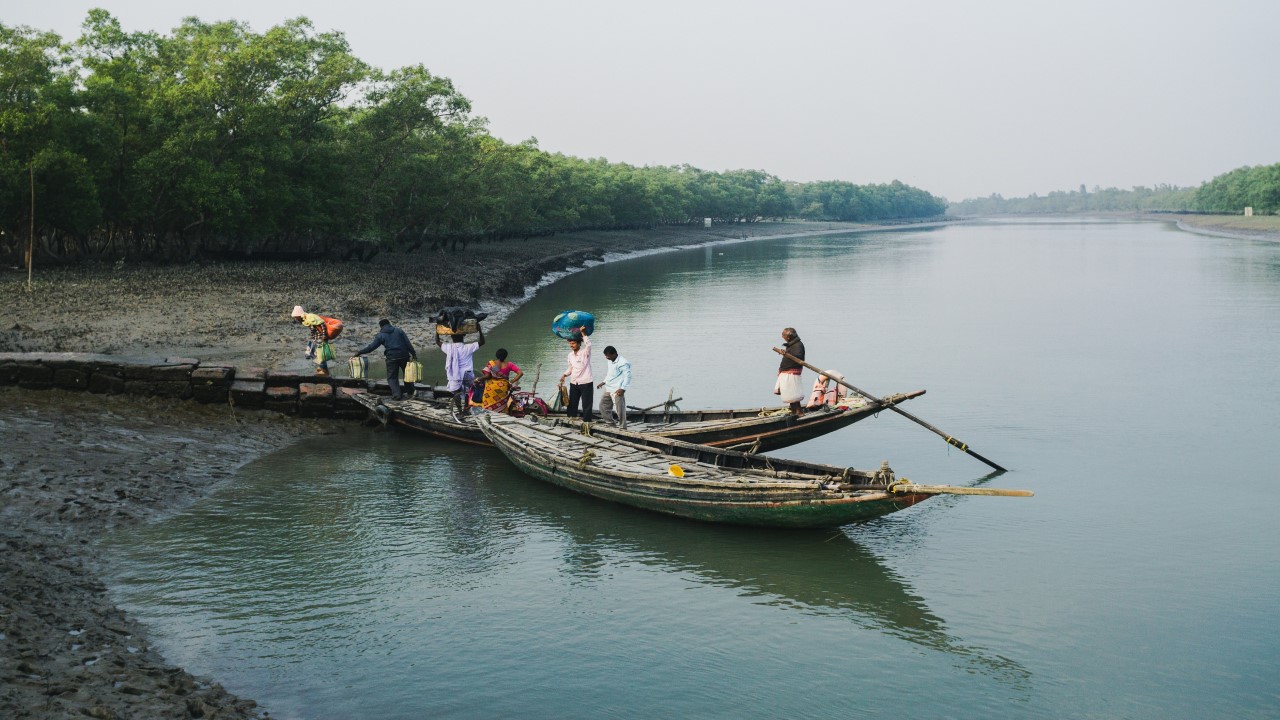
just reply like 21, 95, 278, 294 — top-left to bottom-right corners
353, 389, 924, 451
475, 413, 1031, 528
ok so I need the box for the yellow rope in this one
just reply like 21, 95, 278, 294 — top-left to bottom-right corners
577, 449, 596, 469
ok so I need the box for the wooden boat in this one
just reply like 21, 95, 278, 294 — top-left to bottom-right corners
474, 413, 1031, 528
353, 388, 925, 451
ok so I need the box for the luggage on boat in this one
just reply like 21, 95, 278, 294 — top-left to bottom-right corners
436, 319, 480, 336
435, 306, 487, 337
552, 310, 595, 339
348, 355, 369, 379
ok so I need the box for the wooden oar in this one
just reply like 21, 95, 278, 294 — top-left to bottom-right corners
772, 347, 1008, 473
887, 483, 1032, 497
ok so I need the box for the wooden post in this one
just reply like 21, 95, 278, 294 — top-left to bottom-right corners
27, 162, 34, 292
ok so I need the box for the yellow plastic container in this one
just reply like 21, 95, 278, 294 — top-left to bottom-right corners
348, 356, 369, 379
403, 360, 424, 384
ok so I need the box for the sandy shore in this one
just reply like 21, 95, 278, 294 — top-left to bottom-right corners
5, 213, 1265, 718
1170, 214, 1280, 242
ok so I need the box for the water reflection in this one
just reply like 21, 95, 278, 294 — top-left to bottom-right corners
106, 431, 1028, 698
481, 468, 1031, 686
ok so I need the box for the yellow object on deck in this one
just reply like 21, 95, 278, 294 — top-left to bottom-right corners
668, 464, 685, 478
403, 361, 424, 384
348, 356, 369, 379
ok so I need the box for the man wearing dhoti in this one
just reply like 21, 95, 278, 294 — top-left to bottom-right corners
774, 327, 806, 415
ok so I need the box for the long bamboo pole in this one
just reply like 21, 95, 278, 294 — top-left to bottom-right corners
772, 347, 1007, 472
887, 483, 1031, 497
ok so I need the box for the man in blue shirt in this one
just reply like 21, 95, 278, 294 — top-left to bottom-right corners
354, 319, 418, 401
596, 345, 632, 428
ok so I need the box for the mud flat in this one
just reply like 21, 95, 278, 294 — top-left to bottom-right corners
1172, 214, 1280, 242
0, 388, 342, 718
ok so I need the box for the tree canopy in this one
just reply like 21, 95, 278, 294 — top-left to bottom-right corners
1194, 163, 1280, 215
0, 13, 946, 264
948, 163, 1280, 217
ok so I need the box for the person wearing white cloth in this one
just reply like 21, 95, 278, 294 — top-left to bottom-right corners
596, 345, 632, 428
436, 326, 485, 410
774, 327, 806, 415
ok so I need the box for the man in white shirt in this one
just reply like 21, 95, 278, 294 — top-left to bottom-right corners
436, 326, 485, 410
596, 345, 632, 428
558, 329, 593, 422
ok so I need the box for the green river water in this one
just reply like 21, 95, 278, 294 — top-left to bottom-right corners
102, 218, 1280, 718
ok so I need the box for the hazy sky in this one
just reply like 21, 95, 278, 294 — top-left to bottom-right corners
8, 0, 1279, 201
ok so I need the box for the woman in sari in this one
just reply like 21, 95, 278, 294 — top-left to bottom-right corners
475, 348, 523, 412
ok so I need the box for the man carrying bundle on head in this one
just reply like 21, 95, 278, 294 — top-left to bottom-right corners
774, 327, 806, 416
558, 327, 594, 422
436, 324, 485, 412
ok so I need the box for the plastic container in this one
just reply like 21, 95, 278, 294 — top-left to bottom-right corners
403, 361, 424, 384
348, 356, 369, 379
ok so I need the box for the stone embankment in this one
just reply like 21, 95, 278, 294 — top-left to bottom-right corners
0, 352, 394, 418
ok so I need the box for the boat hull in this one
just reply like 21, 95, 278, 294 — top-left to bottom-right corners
353, 391, 922, 452
478, 414, 931, 528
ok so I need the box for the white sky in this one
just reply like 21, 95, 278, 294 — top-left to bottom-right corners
7, 0, 1279, 201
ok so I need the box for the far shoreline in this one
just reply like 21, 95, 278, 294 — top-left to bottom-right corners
1172, 215, 1280, 243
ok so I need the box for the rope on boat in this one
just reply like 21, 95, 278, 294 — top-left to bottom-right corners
662, 388, 676, 424
577, 449, 596, 469
873, 461, 895, 487
757, 408, 790, 417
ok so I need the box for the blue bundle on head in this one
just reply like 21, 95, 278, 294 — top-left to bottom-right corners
552, 310, 595, 339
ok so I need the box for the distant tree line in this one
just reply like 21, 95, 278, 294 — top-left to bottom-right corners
949, 184, 1199, 216
1194, 163, 1280, 215
0, 12, 946, 265
949, 163, 1280, 217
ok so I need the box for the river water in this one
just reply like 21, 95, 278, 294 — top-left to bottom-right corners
101, 219, 1280, 718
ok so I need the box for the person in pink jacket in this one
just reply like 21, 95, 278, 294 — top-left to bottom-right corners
557, 327, 594, 422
